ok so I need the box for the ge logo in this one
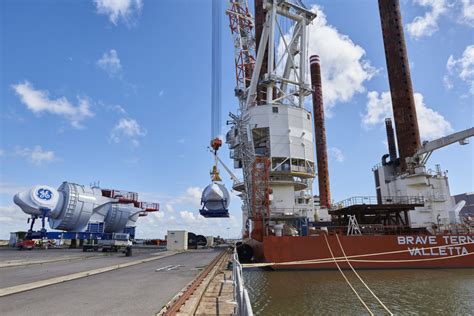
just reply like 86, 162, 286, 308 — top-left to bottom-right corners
37, 188, 53, 201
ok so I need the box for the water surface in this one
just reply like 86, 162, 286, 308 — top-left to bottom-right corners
243, 268, 474, 315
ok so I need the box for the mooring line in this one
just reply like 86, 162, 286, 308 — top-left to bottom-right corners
336, 234, 394, 315
323, 234, 374, 316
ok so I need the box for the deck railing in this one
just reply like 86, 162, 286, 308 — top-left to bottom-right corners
232, 247, 254, 316
332, 196, 425, 209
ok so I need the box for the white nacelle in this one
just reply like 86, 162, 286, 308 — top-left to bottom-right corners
201, 183, 230, 211
14, 182, 112, 232
14, 182, 146, 233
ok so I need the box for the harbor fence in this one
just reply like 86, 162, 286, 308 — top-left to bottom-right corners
232, 248, 254, 316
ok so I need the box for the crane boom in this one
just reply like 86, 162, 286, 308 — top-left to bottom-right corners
409, 127, 474, 165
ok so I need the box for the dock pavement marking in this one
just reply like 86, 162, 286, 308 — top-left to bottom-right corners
0, 251, 178, 297
0, 254, 106, 269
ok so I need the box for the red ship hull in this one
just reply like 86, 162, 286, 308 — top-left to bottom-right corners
255, 234, 474, 269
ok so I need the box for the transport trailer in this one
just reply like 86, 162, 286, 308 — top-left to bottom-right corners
16, 239, 36, 250
83, 233, 133, 256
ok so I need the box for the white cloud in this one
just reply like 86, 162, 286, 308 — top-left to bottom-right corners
446, 45, 474, 94
407, 0, 448, 39
11, 81, 93, 128
94, 0, 143, 25
0, 183, 29, 196
97, 49, 122, 77
168, 187, 203, 207
0, 205, 28, 239
164, 204, 174, 213
363, 91, 453, 140
110, 117, 146, 147
15, 146, 56, 165
460, 0, 474, 25
329, 147, 345, 163
305, 5, 377, 114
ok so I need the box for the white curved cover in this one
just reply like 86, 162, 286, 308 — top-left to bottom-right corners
103, 204, 138, 233
13, 185, 60, 216
201, 182, 230, 211
48, 182, 103, 231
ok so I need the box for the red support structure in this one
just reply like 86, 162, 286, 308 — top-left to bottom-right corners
378, 0, 421, 171
251, 156, 270, 241
310, 55, 331, 209
227, 1, 255, 91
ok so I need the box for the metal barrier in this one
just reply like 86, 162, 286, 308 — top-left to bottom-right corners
333, 196, 425, 209
232, 248, 254, 316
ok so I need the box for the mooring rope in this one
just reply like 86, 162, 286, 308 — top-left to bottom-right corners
323, 233, 374, 316
336, 234, 394, 315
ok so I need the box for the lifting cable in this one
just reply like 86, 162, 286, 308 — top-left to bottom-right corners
323, 234, 374, 316
335, 234, 394, 315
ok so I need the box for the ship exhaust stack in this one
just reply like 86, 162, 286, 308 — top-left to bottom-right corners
310, 55, 331, 209
378, 0, 421, 171
385, 118, 397, 162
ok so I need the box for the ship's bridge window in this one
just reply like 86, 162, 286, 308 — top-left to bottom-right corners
272, 107, 278, 113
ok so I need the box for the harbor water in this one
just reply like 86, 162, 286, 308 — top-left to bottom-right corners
244, 268, 474, 315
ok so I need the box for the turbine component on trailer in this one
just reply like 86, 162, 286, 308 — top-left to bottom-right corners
14, 182, 109, 232
310, 55, 331, 209
200, 182, 230, 218
14, 182, 159, 234
378, 0, 421, 171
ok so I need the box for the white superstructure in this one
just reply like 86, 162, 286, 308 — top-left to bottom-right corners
226, 0, 317, 235
374, 127, 474, 229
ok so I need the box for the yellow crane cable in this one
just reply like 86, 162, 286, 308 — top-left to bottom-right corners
323, 233, 374, 316
336, 234, 394, 315
241, 240, 474, 268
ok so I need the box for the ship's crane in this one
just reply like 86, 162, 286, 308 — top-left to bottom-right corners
226, 0, 316, 240
407, 127, 474, 167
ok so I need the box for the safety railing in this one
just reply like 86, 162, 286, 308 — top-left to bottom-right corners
232, 247, 254, 316
332, 196, 425, 209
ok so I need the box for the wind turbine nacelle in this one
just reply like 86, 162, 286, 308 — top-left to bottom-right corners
14, 182, 111, 232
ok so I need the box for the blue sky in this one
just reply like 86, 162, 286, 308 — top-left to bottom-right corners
0, 0, 472, 239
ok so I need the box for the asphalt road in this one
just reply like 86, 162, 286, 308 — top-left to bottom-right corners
1, 248, 165, 288
0, 249, 222, 316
